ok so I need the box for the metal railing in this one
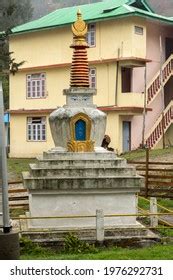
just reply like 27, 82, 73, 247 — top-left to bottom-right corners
10, 204, 173, 242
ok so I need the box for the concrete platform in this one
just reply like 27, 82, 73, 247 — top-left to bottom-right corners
23, 151, 144, 230
21, 227, 160, 249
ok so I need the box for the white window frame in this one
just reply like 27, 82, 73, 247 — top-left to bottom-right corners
86, 23, 96, 47
27, 117, 46, 141
26, 73, 46, 98
89, 67, 96, 88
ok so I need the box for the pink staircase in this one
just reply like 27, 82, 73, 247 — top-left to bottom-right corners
147, 55, 173, 105
145, 101, 173, 148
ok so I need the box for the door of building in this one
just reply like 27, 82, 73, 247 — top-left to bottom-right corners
122, 121, 131, 152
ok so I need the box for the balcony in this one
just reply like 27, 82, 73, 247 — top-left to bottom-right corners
118, 92, 144, 108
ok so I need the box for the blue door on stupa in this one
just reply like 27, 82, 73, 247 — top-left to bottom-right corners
75, 119, 86, 141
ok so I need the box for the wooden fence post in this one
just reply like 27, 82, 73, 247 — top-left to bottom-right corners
150, 197, 158, 227
145, 147, 149, 197
96, 209, 104, 242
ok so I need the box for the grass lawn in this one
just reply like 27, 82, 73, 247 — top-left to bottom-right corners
7, 158, 37, 179
121, 147, 173, 161
20, 243, 173, 260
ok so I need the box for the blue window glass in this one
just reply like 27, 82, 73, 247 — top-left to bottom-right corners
75, 119, 86, 141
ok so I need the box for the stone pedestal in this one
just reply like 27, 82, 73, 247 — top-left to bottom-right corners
23, 151, 143, 229
0, 231, 20, 260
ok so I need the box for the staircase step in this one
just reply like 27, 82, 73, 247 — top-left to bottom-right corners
42, 151, 117, 160
21, 228, 160, 248
29, 164, 136, 177
147, 55, 173, 105
23, 171, 143, 190
37, 158, 127, 168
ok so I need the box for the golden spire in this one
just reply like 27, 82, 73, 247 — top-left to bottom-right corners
70, 10, 89, 88
71, 9, 88, 45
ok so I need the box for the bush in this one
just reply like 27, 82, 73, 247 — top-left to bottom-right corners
20, 237, 48, 255
64, 233, 97, 254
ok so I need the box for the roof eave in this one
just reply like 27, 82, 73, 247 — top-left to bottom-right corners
11, 10, 173, 36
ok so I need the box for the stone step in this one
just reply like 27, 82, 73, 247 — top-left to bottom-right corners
21, 228, 160, 248
21, 227, 149, 240
36, 158, 127, 169
42, 151, 117, 160
29, 164, 136, 177
23, 171, 143, 191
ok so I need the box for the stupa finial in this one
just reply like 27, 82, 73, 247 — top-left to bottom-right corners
71, 9, 88, 42
70, 10, 89, 88
77, 9, 82, 20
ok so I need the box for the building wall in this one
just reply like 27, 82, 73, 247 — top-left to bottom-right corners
132, 22, 173, 149
9, 17, 146, 70
10, 114, 54, 157
10, 68, 67, 110
105, 112, 120, 153
10, 59, 145, 111
9, 15, 173, 157
165, 124, 173, 147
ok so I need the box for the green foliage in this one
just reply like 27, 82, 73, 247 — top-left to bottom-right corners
138, 197, 150, 210
7, 158, 37, 179
0, 73, 9, 109
0, 0, 33, 109
157, 198, 173, 209
121, 147, 173, 161
64, 233, 97, 254
10, 208, 26, 218
0, 0, 33, 32
158, 227, 173, 237
20, 237, 52, 256
20, 243, 173, 260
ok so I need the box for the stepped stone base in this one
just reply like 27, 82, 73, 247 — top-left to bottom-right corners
23, 150, 143, 230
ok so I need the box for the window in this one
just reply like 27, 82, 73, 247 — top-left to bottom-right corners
121, 67, 132, 93
86, 23, 96, 47
89, 68, 96, 88
27, 73, 46, 98
134, 26, 143, 35
27, 117, 46, 141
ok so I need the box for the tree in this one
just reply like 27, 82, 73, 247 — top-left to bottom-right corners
0, 0, 33, 32
0, 0, 33, 109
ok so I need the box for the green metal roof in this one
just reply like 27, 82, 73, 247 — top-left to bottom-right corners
11, 0, 173, 35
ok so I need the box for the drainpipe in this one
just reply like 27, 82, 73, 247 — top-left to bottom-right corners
115, 48, 120, 106
142, 65, 147, 147
160, 36, 165, 149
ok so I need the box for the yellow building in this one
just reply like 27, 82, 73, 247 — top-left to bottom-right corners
9, 0, 173, 157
